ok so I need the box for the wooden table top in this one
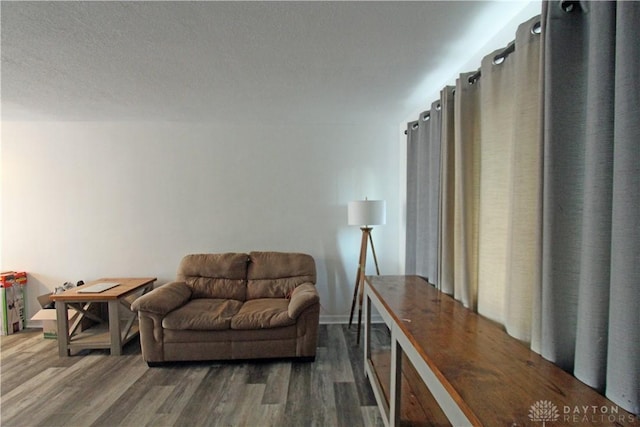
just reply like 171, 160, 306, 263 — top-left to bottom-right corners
365, 275, 636, 426
50, 277, 156, 302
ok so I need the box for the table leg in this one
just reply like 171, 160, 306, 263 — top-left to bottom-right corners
108, 300, 122, 356
364, 291, 371, 366
390, 331, 402, 427
56, 301, 70, 357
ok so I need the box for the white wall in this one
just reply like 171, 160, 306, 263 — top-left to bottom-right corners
1, 1, 542, 326
1, 121, 401, 324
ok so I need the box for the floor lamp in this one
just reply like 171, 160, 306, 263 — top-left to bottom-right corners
347, 199, 386, 345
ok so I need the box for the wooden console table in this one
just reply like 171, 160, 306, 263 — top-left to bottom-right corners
51, 277, 156, 356
363, 275, 636, 426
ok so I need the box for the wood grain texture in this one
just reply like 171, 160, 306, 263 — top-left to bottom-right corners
49, 278, 156, 302
1, 325, 384, 427
366, 275, 638, 426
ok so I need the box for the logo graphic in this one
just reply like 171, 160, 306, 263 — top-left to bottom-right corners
529, 400, 560, 426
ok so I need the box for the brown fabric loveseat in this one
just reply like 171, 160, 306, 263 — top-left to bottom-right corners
131, 252, 320, 365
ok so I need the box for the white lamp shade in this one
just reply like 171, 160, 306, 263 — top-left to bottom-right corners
348, 200, 386, 226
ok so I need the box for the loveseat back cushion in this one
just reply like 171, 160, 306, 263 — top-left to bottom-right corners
162, 298, 243, 330
230, 298, 296, 330
246, 251, 316, 299
177, 253, 249, 300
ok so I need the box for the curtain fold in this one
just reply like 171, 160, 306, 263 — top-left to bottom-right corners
438, 86, 456, 295
475, 44, 516, 326
475, 16, 542, 333
453, 72, 481, 310
416, 109, 434, 280
573, 0, 616, 392
405, 121, 419, 275
503, 17, 543, 345
607, 1, 640, 414
405, 104, 442, 283
427, 100, 442, 286
542, 0, 639, 413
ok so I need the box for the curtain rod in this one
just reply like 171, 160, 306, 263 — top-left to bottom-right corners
468, 69, 481, 84
404, 121, 419, 135
404, 18, 540, 136
464, 40, 517, 86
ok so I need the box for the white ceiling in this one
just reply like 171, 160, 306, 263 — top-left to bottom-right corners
1, 1, 535, 124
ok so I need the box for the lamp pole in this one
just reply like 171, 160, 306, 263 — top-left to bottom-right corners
348, 226, 380, 345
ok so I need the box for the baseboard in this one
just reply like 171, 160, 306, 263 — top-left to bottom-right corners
27, 320, 42, 329
319, 314, 384, 324
319, 315, 350, 324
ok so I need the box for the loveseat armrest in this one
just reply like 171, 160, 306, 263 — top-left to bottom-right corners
131, 281, 192, 316
288, 283, 319, 319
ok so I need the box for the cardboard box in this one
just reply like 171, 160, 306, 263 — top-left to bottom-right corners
30, 306, 78, 339
31, 293, 92, 339
1, 271, 27, 335
0, 271, 27, 287
36, 293, 54, 310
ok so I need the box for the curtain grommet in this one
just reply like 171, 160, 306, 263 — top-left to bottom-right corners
560, 1, 579, 13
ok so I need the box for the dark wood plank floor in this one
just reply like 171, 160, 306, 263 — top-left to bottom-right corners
0, 325, 385, 427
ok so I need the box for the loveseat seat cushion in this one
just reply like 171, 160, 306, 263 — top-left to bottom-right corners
162, 298, 243, 330
247, 252, 316, 299
177, 253, 249, 300
230, 298, 295, 330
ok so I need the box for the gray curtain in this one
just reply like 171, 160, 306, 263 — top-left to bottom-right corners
405, 104, 441, 284
541, 0, 639, 414
426, 101, 442, 286
405, 121, 419, 275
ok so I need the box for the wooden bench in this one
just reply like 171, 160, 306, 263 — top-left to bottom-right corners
363, 275, 637, 426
